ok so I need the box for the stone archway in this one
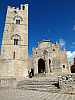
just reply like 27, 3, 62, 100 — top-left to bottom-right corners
38, 58, 45, 73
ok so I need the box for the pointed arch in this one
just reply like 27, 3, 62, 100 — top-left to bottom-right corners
38, 58, 45, 73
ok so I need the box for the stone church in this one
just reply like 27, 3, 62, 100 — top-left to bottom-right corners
32, 40, 70, 75
0, 3, 71, 81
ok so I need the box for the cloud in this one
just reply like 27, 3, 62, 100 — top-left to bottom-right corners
59, 39, 65, 46
73, 25, 75, 31
72, 42, 75, 45
67, 51, 72, 58
72, 51, 75, 58
67, 51, 75, 62
70, 42, 75, 49
59, 39, 66, 49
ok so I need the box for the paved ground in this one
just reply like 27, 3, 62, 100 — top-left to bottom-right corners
0, 88, 75, 100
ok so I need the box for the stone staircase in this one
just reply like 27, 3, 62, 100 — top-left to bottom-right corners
17, 75, 61, 93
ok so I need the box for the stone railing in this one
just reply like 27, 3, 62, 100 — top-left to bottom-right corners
58, 74, 75, 93
0, 78, 16, 88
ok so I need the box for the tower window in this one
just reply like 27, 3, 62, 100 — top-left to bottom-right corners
13, 51, 15, 59
23, 6, 25, 10
14, 39, 18, 45
16, 19, 20, 24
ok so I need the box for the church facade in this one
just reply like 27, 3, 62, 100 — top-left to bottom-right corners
0, 4, 28, 80
32, 40, 70, 75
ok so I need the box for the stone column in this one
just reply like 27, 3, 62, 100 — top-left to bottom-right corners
46, 59, 50, 73
34, 59, 38, 75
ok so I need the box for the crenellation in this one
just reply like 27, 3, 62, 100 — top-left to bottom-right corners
7, 5, 27, 13
8, 6, 16, 11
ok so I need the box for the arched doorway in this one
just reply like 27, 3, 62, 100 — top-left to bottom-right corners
71, 65, 75, 73
38, 59, 45, 73
71, 58, 75, 73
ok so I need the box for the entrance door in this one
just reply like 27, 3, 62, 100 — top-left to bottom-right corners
38, 59, 45, 73
71, 65, 75, 73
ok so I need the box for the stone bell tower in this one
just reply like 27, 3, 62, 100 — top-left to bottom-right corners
1, 4, 28, 79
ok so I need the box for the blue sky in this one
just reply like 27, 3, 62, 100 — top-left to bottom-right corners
0, 0, 75, 56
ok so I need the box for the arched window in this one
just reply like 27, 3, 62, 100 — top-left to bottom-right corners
11, 34, 21, 45
13, 15, 23, 24
22, 6, 25, 10
14, 39, 18, 45
16, 19, 20, 24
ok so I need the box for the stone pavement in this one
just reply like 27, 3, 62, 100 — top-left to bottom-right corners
0, 88, 75, 100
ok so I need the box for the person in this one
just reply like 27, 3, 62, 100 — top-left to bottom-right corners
28, 68, 34, 78
31, 68, 34, 76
